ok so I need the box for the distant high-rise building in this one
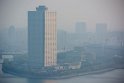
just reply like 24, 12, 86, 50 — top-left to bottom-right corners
96, 23, 107, 34
95, 23, 108, 44
0, 28, 7, 52
8, 26, 16, 37
8, 26, 16, 43
8, 26, 16, 52
57, 30, 68, 51
75, 22, 86, 34
28, 6, 57, 68
75, 22, 87, 47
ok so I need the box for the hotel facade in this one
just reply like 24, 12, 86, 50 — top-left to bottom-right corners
28, 6, 57, 68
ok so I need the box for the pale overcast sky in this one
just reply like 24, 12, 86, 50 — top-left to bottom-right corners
0, 0, 124, 32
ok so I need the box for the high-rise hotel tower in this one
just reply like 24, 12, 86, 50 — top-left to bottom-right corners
28, 6, 57, 68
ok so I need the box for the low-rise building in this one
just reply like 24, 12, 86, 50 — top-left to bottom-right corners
2, 55, 14, 62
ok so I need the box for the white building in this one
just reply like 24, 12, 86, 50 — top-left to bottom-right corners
45, 11, 57, 67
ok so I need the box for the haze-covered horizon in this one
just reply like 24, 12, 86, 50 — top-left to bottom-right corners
0, 0, 124, 32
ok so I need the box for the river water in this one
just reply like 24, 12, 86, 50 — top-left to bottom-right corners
0, 64, 124, 83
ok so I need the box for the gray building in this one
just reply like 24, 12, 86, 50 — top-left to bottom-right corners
95, 23, 108, 45
75, 22, 86, 34
75, 22, 87, 47
57, 30, 68, 51
28, 6, 47, 68
96, 23, 107, 34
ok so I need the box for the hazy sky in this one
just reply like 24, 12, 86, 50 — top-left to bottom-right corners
0, 0, 124, 32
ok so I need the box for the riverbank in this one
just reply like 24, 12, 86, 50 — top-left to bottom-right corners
2, 61, 124, 79
2, 66, 121, 79
44, 68, 117, 79
0, 64, 17, 78
1, 69, 124, 83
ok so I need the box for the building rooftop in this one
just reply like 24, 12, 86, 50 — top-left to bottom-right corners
36, 6, 47, 11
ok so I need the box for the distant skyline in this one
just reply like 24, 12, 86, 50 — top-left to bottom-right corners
0, 0, 124, 32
